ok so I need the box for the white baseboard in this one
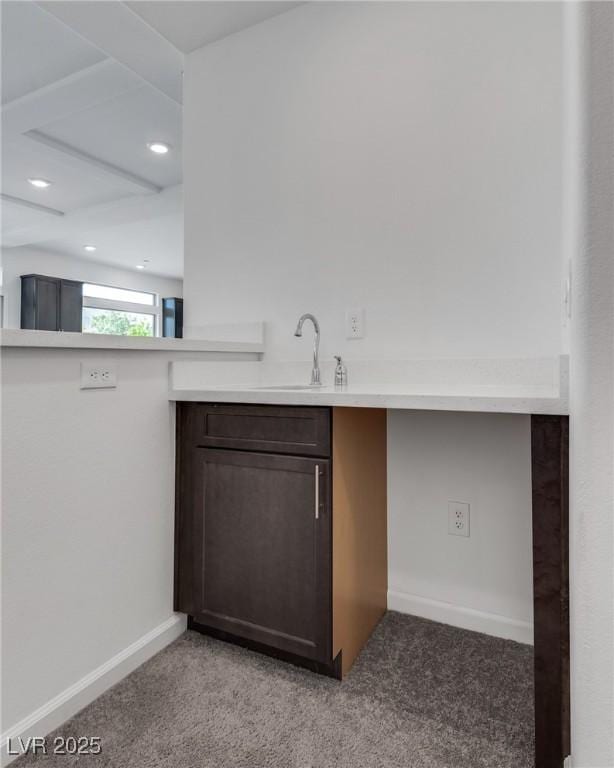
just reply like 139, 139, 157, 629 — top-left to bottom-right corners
388, 589, 533, 645
1, 614, 186, 767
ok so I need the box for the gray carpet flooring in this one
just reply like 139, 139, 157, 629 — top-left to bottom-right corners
15, 612, 534, 768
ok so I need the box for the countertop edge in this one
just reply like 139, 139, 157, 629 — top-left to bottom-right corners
0, 329, 264, 354
168, 388, 569, 415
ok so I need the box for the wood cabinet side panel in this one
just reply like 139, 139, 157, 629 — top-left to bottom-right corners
531, 414, 570, 768
174, 403, 196, 615
332, 407, 387, 676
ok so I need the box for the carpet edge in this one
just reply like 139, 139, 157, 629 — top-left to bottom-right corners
1, 614, 187, 767
387, 590, 534, 645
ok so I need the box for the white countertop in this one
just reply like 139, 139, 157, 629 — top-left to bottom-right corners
170, 384, 567, 414
0, 328, 264, 354
169, 357, 569, 415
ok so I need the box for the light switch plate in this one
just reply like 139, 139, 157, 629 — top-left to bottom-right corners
345, 308, 365, 339
448, 501, 470, 537
80, 362, 117, 389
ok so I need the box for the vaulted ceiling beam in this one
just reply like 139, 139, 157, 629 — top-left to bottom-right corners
25, 130, 162, 194
1, 193, 65, 217
1, 59, 142, 136
2, 184, 182, 248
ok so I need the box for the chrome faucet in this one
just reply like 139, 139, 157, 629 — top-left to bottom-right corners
294, 313, 321, 385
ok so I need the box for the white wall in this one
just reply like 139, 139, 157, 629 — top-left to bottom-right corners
0, 247, 182, 330
569, 2, 614, 765
184, 1, 563, 361
388, 411, 533, 643
0, 346, 258, 757
184, 1, 565, 641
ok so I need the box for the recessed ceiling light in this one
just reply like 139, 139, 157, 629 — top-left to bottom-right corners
83, 245, 97, 252
147, 142, 170, 155
136, 265, 145, 270
28, 178, 52, 188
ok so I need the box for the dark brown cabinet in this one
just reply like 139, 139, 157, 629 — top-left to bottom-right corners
175, 403, 388, 678
20, 274, 83, 332
190, 448, 331, 661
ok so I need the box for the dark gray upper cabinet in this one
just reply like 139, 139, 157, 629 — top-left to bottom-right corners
59, 280, 84, 333
21, 274, 83, 332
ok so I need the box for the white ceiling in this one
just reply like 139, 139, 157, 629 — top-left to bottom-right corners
39, 84, 183, 189
44, 211, 185, 276
1, 1, 106, 104
127, 1, 302, 54
1, 1, 302, 278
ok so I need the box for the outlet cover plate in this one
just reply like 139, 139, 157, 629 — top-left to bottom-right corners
448, 501, 470, 537
345, 308, 365, 339
80, 362, 117, 390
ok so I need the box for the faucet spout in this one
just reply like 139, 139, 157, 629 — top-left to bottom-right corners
294, 313, 321, 385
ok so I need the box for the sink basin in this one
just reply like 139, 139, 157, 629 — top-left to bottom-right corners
248, 384, 324, 391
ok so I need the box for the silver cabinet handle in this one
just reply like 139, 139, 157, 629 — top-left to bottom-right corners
315, 464, 319, 520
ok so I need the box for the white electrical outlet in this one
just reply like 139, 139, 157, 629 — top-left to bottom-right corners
80, 362, 117, 390
345, 308, 365, 339
448, 501, 470, 537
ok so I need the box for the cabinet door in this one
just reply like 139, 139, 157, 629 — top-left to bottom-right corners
59, 280, 83, 332
20, 276, 38, 329
35, 277, 60, 331
188, 448, 331, 662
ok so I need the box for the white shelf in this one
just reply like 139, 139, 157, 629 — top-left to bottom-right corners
0, 329, 264, 354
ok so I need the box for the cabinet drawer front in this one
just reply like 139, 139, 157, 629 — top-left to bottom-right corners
193, 404, 331, 457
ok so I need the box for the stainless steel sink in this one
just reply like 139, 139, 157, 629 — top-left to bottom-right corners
248, 384, 324, 391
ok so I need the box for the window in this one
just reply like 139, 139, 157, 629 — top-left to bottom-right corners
82, 283, 158, 337
82, 284, 155, 306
